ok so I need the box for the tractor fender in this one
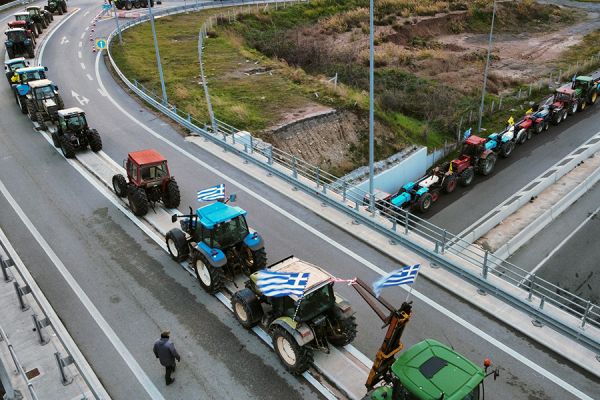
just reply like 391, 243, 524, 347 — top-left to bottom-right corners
333, 294, 354, 320
243, 231, 264, 251
415, 187, 428, 196
195, 242, 227, 268
271, 317, 314, 346
16, 84, 29, 96
480, 150, 494, 159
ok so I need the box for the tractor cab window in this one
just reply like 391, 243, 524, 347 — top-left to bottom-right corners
34, 85, 55, 100
65, 114, 86, 130
15, 15, 28, 21
23, 70, 45, 82
272, 296, 296, 317
140, 161, 168, 181
127, 161, 138, 182
211, 216, 249, 249
7, 31, 25, 41
461, 144, 480, 158
9, 61, 27, 71
27, 9, 37, 16
294, 284, 334, 322
555, 92, 571, 102
199, 225, 211, 247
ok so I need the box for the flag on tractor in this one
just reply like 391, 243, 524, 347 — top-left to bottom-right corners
197, 184, 225, 201
462, 128, 472, 141
507, 116, 514, 126
256, 270, 310, 297
373, 264, 421, 297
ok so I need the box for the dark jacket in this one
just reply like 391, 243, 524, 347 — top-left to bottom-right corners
153, 338, 180, 367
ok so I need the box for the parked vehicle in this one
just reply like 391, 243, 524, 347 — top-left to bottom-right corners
571, 75, 600, 111
50, 108, 103, 158
549, 88, 577, 124
4, 28, 35, 59
13, 12, 42, 36
11, 65, 48, 113
7, 20, 37, 45
26, 6, 53, 28
25, 79, 64, 130
4, 57, 28, 83
44, 0, 67, 15
515, 103, 551, 141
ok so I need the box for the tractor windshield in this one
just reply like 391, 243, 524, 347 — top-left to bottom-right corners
211, 215, 249, 249
461, 143, 481, 158
65, 114, 86, 129
15, 15, 28, 21
27, 9, 38, 16
34, 85, 55, 100
7, 31, 25, 41
9, 61, 27, 71
294, 284, 334, 322
21, 70, 45, 82
140, 161, 168, 182
555, 92, 572, 102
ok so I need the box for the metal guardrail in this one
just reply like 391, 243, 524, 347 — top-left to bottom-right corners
0, 324, 39, 400
0, 0, 32, 12
106, 1, 600, 353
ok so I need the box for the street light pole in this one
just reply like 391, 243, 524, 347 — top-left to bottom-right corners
112, 3, 122, 45
147, 1, 168, 105
477, 0, 497, 134
368, 0, 375, 211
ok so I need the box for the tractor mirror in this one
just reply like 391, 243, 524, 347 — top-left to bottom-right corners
44, 66, 48, 71
25, 61, 30, 66
54, 85, 58, 90
171, 214, 178, 223
229, 193, 237, 203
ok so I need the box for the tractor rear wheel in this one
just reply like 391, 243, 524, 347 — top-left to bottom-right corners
535, 123, 543, 135
243, 247, 267, 273
16, 95, 27, 114
7, 48, 15, 59
477, 153, 497, 176
459, 167, 474, 187
544, 121, 549, 131
62, 3, 67, 12
133, 0, 141, 8
232, 288, 263, 329
271, 326, 313, 375
442, 175, 457, 194
27, 46, 34, 59
112, 174, 127, 197
499, 140, 515, 158
192, 252, 224, 294
88, 129, 102, 152
51, 132, 60, 147
116, 2, 124, 9
166, 228, 189, 262
416, 192, 433, 213
126, 0, 134, 9
551, 111, 561, 125
128, 186, 149, 216
328, 316, 357, 347
60, 137, 76, 158
162, 179, 181, 209
58, 6, 63, 14
569, 102, 578, 115
36, 23, 43, 35
36, 112, 47, 130
580, 101, 587, 111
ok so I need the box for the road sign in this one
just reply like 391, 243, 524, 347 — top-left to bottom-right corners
95, 38, 107, 51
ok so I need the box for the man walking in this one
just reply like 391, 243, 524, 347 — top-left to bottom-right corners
153, 330, 181, 385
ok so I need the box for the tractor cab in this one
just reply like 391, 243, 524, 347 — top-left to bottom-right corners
4, 28, 35, 60
553, 88, 575, 105
28, 79, 58, 100
461, 135, 487, 157
194, 201, 252, 250
57, 107, 88, 132
14, 12, 34, 24
572, 76, 593, 92
13, 65, 47, 85
124, 149, 171, 187
5, 28, 27, 43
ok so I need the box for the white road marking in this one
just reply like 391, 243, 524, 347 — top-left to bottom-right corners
0, 179, 165, 400
71, 90, 90, 105
86, 73, 93, 81
84, 26, 89, 31
80, 32, 85, 40
80, 62, 86, 70
78, 41, 82, 48
97, 88, 108, 97
60, 36, 69, 45
78, 51, 82, 59
36, 8, 80, 66
84, 10, 90, 16
95, 53, 594, 400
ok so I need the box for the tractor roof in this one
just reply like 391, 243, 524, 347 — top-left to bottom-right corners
28, 79, 53, 88
556, 87, 574, 95
14, 12, 29, 16
464, 135, 486, 146
5, 57, 26, 66
5, 28, 26, 33
196, 201, 247, 229
391, 339, 485, 400
26, 6, 41, 9
15, 66, 45, 74
58, 107, 85, 117
575, 76, 592, 82
128, 149, 166, 166
268, 256, 334, 300
8, 20, 26, 25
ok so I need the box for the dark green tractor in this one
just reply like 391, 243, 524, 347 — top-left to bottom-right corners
571, 76, 600, 111
13, 12, 42, 36
45, 0, 67, 15
51, 108, 103, 158
26, 7, 51, 30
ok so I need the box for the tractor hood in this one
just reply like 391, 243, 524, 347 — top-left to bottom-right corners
43, 98, 57, 108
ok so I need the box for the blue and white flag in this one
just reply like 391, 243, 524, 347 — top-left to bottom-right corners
197, 184, 225, 201
462, 128, 472, 141
373, 264, 420, 297
257, 270, 310, 297
572, 74, 577, 83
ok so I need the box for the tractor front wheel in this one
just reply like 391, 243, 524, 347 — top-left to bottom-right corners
271, 326, 313, 375
51, 132, 60, 147
328, 316, 357, 347
416, 192, 433, 213
459, 167, 474, 187
232, 288, 263, 329
88, 129, 102, 152
243, 247, 267, 273
552, 111, 562, 125
16, 95, 27, 114
126, 0, 134, 9
166, 228, 189, 262
499, 140, 515, 158
112, 174, 127, 197
128, 186, 149, 216
162, 179, 181, 209
192, 252, 224, 294
477, 153, 497, 176
60, 137, 76, 158
442, 175, 457, 194
569, 102, 578, 115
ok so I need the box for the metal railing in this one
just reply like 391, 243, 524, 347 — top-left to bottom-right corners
0, 0, 32, 12
0, 324, 39, 400
106, 0, 600, 353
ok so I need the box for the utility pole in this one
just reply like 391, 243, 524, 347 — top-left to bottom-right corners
112, 3, 122, 44
148, 0, 168, 105
368, 0, 375, 212
477, 0, 497, 134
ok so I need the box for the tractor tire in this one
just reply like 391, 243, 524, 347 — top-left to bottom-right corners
477, 153, 497, 176
580, 101, 587, 112
442, 175, 457, 194
231, 288, 264, 329
128, 186, 149, 216
499, 140, 515, 158
242, 247, 267, 273
162, 179, 181, 209
58, 6, 63, 15
62, 4, 67, 13
459, 167, 474, 187
551, 111, 562, 126
328, 315, 357, 347
416, 192, 433, 214
51, 132, 60, 147
36, 23, 43, 35
116, 3, 124, 9
42, 20, 48, 29
589, 91, 598, 105
535, 123, 543, 135
271, 326, 313, 375
562, 109, 568, 122
27, 47, 35, 59
56, 95, 64, 110
543, 121, 549, 131
60, 137, 76, 158
7, 48, 15, 59
517, 128, 528, 144
36, 112, 46, 129
88, 129, 102, 152
166, 228, 189, 262
133, 0, 141, 8
192, 252, 224, 294
112, 174, 128, 197
16, 95, 27, 114
569, 102, 578, 115
125, 1, 133, 10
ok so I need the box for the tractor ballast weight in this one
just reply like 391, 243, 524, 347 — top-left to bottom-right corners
50, 108, 102, 158
45, 0, 67, 15
25, 79, 63, 129
112, 149, 181, 216
11, 65, 47, 114
4, 28, 35, 59
232, 256, 357, 375
165, 198, 267, 294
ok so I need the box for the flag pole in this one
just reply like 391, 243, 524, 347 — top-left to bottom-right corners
404, 270, 421, 303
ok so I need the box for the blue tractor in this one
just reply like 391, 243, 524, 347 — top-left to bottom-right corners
4, 57, 28, 83
388, 181, 436, 214
11, 65, 48, 114
166, 198, 267, 294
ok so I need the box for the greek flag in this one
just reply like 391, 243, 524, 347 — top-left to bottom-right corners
373, 264, 421, 297
572, 74, 577, 83
256, 270, 310, 297
462, 128, 472, 141
197, 184, 225, 201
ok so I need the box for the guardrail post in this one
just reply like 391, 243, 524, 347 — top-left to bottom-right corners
482, 250, 488, 279
315, 168, 320, 189
528, 274, 536, 301
13, 282, 29, 311
1, 256, 13, 282
581, 300, 592, 329
404, 211, 409, 235
342, 180, 347, 202
249, 135, 254, 154
268, 145, 273, 165
292, 157, 297, 179
187, 113, 191, 122
32, 314, 50, 345
54, 352, 73, 386
232, 131, 236, 145
441, 229, 447, 254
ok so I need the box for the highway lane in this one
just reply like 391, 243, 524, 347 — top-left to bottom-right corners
2, 1, 600, 399
29, 1, 600, 398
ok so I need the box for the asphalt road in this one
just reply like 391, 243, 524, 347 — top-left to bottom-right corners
1, 1, 599, 399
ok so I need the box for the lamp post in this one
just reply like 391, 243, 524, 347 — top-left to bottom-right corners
477, 0, 497, 134
111, 3, 122, 45
368, 0, 375, 212
147, 0, 168, 105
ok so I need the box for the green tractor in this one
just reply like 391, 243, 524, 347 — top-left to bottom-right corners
26, 7, 52, 30
571, 75, 600, 111
45, 0, 68, 15
231, 256, 357, 375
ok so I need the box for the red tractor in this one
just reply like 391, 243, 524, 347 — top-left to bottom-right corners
7, 20, 36, 45
549, 88, 577, 125
112, 150, 181, 216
